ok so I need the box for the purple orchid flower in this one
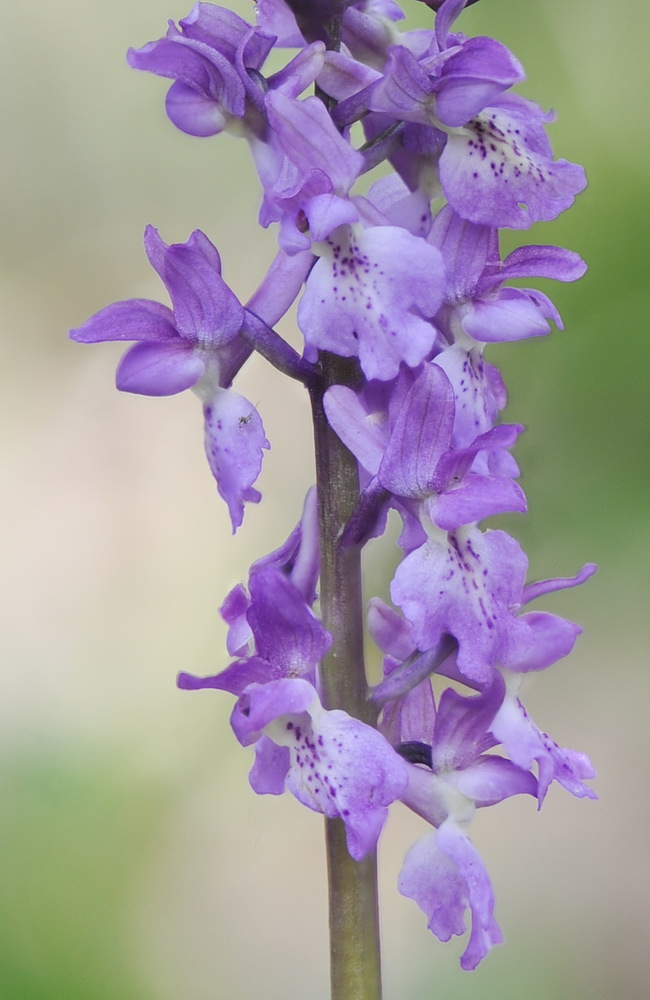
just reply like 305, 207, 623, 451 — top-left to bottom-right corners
358, 0, 586, 229
391, 523, 596, 685
430, 204, 587, 343
393, 675, 536, 969
69, 226, 269, 531
231, 676, 409, 861
127, 4, 277, 137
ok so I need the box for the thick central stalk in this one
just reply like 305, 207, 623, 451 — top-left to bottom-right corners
310, 351, 382, 1000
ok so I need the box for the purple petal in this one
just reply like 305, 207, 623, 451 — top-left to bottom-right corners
511, 612, 581, 672
144, 227, 244, 346
203, 389, 270, 532
247, 567, 331, 674
177, 655, 271, 696
165, 79, 228, 136
434, 37, 524, 128
428, 205, 494, 301
461, 288, 552, 342
116, 341, 204, 395
523, 562, 597, 605
323, 384, 388, 475
266, 92, 364, 195
431, 680, 504, 771
499, 244, 587, 283
180, 4, 274, 68
299, 224, 445, 381
430, 475, 527, 531
69, 299, 178, 344
378, 363, 455, 499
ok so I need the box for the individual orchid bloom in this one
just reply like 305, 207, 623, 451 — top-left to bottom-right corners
178, 564, 331, 696
324, 362, 525, 543
430, 205, 587, 344
360, 0, 586, 229
391, 522, 596, 685
489, 562, 598, 804
298, 221, 445, 379
393, 676, 536, 969
230, 676, 409, 861
127, 4, 278, 138
368, 22, 524, 130
69, 226, 269, 531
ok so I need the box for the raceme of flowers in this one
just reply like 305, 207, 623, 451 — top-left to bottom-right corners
70, 0, 596, 970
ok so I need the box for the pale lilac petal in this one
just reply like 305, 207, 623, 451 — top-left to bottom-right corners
267, 41, 327, 97
70, 299, 177, 344
368, 597, 416, 663
299, 224, 445, 381
399, 821, 503, 969
439, 104, 587, 229
255, 0, 305, 47
453, 755, 536, 805
491, 697, 597, 805
437, 822, 503, 970
307, 193, 360, 242
434, 347, 505, 449
323, 384, 387, 475
116, 341, 204, 395
203, 389, 270, 532
391, 527, 532, 682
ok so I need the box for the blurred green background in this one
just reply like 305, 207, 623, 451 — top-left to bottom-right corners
1, 1, 648, 998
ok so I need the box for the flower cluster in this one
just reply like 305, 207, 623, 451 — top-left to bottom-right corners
71, 0, 595, 970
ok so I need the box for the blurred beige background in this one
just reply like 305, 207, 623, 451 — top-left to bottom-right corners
2, 1, 649, 998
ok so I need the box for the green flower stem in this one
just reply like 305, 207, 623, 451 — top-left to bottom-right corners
310, 351, 383, 1000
